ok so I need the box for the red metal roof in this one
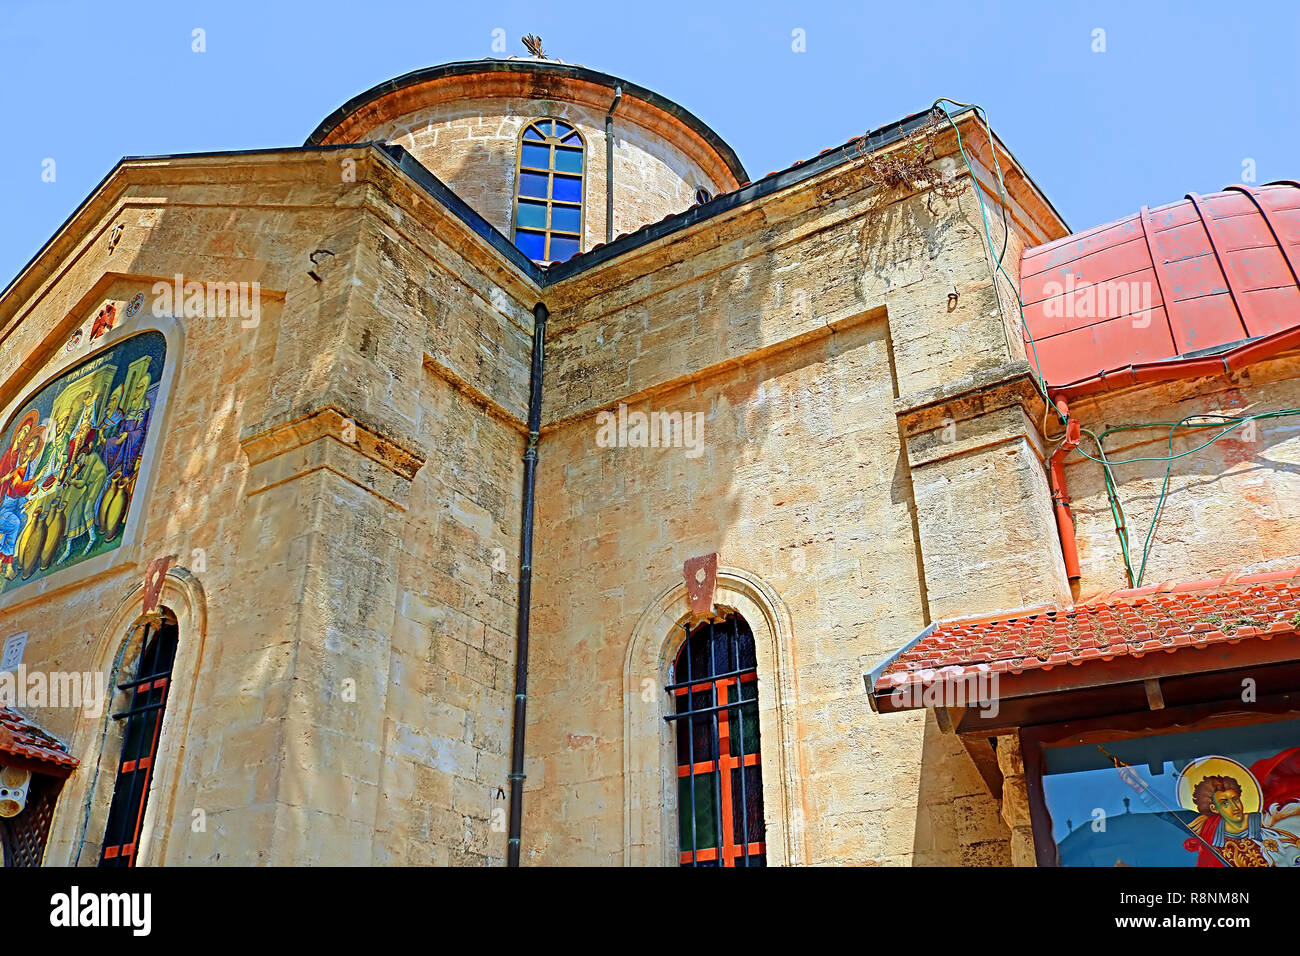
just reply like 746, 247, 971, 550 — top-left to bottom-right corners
1020, 182, 1300, 398
873, 567, 1300, 701
0, 708, 78, 771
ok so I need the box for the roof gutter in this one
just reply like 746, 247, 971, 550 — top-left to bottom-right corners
1050, 323, 1300, 401
863, 623, 937, 713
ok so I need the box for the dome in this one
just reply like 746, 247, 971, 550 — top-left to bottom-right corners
1021, 181, 1300, 397
307, 59, 748, 262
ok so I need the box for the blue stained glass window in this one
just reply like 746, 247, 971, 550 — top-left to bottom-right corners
513, 119, 587, 263
519, 171, 549, 199
554, 147, 583, 173
520, 143, 550, 170
517, 200, 548, 230
514, 230, 546, 260
549, 236, 579, 261
552, 175, 582, 204
551, 205, 581, 233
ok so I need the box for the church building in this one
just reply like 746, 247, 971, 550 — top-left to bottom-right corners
1, 54, 1298, 867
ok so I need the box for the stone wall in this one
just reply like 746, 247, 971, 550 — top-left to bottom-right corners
0, 146, 542, 866
361, 94, 728, 255
1061, 353, 1300, 595
521, 120, 1065, 864
0, 149, 370, 865
0, 114, 1092, 868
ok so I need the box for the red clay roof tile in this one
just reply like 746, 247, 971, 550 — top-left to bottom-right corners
875, 566, 1300, 695
0, 708, 78, 770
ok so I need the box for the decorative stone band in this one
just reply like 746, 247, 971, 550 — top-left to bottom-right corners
895, 361, 1052, 443
239, 406, 427, 511
893, 362, 1057, 475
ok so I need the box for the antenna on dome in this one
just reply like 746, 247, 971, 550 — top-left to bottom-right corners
521, 34, 546, 58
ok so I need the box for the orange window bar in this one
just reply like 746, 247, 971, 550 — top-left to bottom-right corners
665, 613, 766, 867
100, 615, 178, 867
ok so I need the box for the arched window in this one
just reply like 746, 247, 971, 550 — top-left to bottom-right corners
99, 610, 179, 867
513, 119, 584, 263
666, 612, 766, 866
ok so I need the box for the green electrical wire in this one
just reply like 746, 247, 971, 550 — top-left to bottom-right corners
1071, 408, 1300, 586
915, 101, 1299, 587
1081, 427, 1136, 587
931, 98, 1065, 425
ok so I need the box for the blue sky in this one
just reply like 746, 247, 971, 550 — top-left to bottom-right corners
1, 0, 1296, 284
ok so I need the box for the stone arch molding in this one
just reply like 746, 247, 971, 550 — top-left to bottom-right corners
44, 567, 206, 866
623, 566, 806, 866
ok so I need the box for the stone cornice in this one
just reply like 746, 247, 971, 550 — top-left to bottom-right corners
239, 406, 427, 510
897, 362, 1048, 428
0, 146, 541, 350
541, 109, 1068, 303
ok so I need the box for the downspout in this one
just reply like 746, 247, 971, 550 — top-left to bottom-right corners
1047, 398, 1082, 581
507, 301, 547, 867
605, 85, 622, 244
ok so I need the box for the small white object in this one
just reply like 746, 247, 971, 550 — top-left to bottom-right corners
0, 633, 26, 672
0, 766, 31, 817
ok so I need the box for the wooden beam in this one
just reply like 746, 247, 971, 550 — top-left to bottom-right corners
1144, 677, 1165, 711
935, 705, 955, 733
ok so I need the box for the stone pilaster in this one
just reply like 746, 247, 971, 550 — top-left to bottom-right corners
234, 408, 426, 864
897, 361, 1072, 622
996, 733, 1038, 866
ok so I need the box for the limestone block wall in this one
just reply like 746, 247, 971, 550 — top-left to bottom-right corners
364, 94, 728, 256
225, 155, 540, 866
1061, 352, 1300, 594
346, 180, 537, 864
0, 146, 541, 866
521, 124, 1066, 865
0, 149, 370, 865
897, 368, 1073, 620
996, 733, 1036, 866
0, 115, 1074, 868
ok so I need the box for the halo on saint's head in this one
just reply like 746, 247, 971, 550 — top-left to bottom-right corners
8, 409, 40, 446
1176, 755, 1262, 813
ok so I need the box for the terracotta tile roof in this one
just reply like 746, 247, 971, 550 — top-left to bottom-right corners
0, 708, 78, 771
873, 567, 1300, 696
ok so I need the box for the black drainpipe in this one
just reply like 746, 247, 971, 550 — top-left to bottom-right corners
507, 300, 547, 867
605, 85, 622, 244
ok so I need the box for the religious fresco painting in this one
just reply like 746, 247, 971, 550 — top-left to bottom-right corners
0, 330, 166, 592
1042, 718, 1300, 867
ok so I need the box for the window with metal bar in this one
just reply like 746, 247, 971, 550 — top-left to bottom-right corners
512, 119, 584, 263
99, 612, 179, 867
665, 612, 766, 866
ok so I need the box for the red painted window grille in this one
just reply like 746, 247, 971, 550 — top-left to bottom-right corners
667, 613, 767, 866
99, 613, 178, 867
